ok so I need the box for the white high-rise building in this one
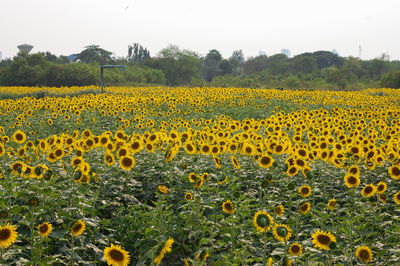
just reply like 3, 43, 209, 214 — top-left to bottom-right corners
281, 49, 291, 58
259, 51, 266, 56
0, 51, 2, 62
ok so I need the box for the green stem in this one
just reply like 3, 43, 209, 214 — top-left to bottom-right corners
1, 247, 4, 264
30, 206, 35, 262
70, 236, 74, 266
262, 231, 267, 265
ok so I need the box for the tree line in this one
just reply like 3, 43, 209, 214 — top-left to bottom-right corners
0, 43, 399, 89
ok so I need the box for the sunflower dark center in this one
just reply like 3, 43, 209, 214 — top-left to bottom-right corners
256, 214, 269, 227
15, 133, 23, 141
277, 226, 288, 237
289, 167, 297, 174
0, 229, 11, 240
300, 204, 308, 211
296, 159, 305, 166
131, 142, 140, 149
245, 147, 252, 153
364, 186, 373, 194
276, 145, 283, 152
72, 223, 82, 232
349, 168, 358, 174
202, 146, 210, 152
109, 249, 124, 261
106, 155, 113, 162
276, 207, 282, 214
55, 149, 62, 157
122, 157, 133, 167
261, 157, 270, 165
301, 188, 309, 194
317, 234, 331, 245
39, 224, 49, 233
225, 203, 233, 210
291, 245, 300, 253
187, 145, 193, 151
359, 249, 370, 260
392, 167, 400, 176
119, 149, 127, 156
298, 150, 306, 156
348, 176, 357, 184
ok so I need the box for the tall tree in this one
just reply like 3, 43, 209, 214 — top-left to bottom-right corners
202, 49, 222, 81
127, 43, 150, 64
75, 45, 113, 64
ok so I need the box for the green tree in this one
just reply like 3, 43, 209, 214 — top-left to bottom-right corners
380, 70, 400, 88
291, 54, 317, 74
145, 45, 201, 85
127, 43, 150, 64
202, 49, 222, 81
75, 45, 113, 64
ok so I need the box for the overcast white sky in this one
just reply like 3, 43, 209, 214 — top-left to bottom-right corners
1, 0, 399, 60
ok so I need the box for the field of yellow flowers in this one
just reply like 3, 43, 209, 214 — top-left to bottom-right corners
0, 86, 400, 265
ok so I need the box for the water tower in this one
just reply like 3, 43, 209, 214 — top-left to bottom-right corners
17, 44, 34, 54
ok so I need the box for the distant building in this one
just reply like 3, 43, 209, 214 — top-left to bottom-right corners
0, 51, 2, 62
17, 44, 34, 53
67, 54, 77, 63
259, 50, 266, 56
281, 49, 291, 57
332, 49, 339, 55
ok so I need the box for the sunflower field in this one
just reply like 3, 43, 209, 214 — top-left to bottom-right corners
0, 86, 400, 265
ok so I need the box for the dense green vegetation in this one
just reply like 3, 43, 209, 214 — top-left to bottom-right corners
1, 44, 399, 89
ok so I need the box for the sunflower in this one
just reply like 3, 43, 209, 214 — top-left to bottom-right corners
376, 181, 387, 194
378, 193, 387, 203
394, 191, 400, 205
286, 166, 298, 177
344, 174, 360, 188
222, 200, 235, 215
347, 165, 360, 177
327, 199, 337, 211
275, 204, 285, 217
196, 250, 209, 261
158, 185, 168, 194
188, 172, 199, 183
200, 143, 211, 155
154, 237, 174, 265
231, 156, 240, 169
361, 184, 376, 197
0, 223, 18, 248
218, 176, 228, 185
389, 165, 400, 180
184, 193, 193, 201
103, 243, 130, 266
298, 185, 312, 197
311, 229, 336, 250
194, 178, 203, 189
272, 223, 292, 242
71, 219, 85, 237
11, 161, 25, 175
253, 211, 274, 232
355, 246, 373, 263
37, 222, 52, 238
299, 202, 311, 215
12, 130, 26, 144
184, 142, 197, 155
258, 154, 274, 169
119, 156, 135, 171
288, 243, 302, 256
104, 152, 116, 166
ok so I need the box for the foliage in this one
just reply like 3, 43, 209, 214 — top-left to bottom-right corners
0, 86, 400, 264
